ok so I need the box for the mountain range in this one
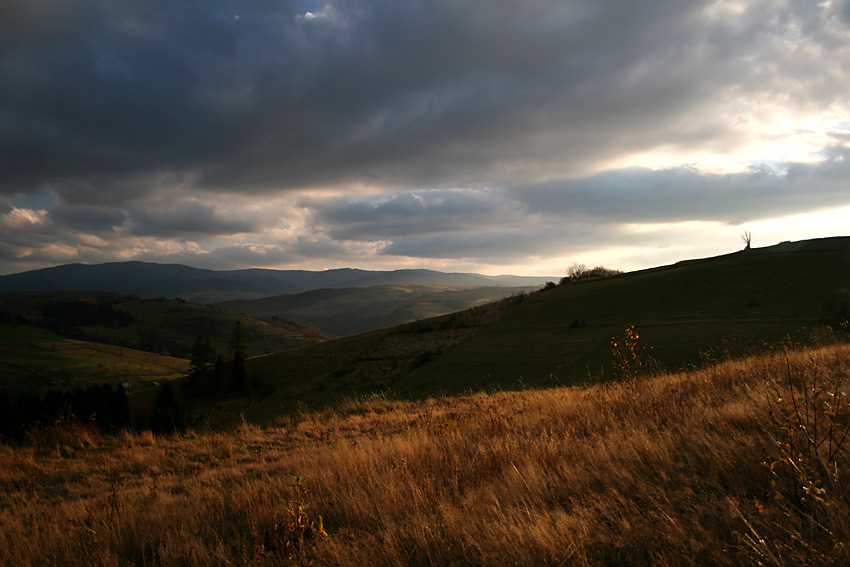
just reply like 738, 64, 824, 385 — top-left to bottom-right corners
0, 262, 555, 302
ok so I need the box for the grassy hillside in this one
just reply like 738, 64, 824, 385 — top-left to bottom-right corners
0, 291, 324, 396
0, 291, 320, 359
239, 295, 518, 420
237, 237, 850, 418
217, 283, 538, 336
0, 323, 189, 395
4, 237, 846, 425
400, 236, 850, 394
3, 341, 848, 566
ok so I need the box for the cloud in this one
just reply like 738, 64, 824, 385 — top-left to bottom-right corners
192, 235, 380, 270
290, 147, 850, 264
515, 145, 850, 226
4, 0, 848, 198
1, 0, 849, 275
49, 205, 129, 232
128, 200, 277, 238
2, 142, 849, 274
306, 188, 519, 241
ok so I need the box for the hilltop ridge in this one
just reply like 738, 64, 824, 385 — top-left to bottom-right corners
237, 236, 850, 420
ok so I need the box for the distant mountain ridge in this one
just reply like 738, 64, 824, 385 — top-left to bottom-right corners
0, 261, 555, 301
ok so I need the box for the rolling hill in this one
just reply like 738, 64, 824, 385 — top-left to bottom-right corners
5, 238, 850, 567
0, 322, 190, 395
0, 262, 263, 299
216, 283, 540, 336
0, 291, 322, 394
233, 236, 850, 421
3, 237, 849, 426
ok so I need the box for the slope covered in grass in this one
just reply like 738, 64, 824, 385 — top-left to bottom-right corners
403, 236, 850, 392
0, 323, 189, 394
2, 341, 849, 566
0, 291, 320, 362
216, 283, 539, 336
242, 236, 850, 416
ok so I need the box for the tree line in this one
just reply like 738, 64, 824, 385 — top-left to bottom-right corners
182, 321, 263, 397
146, 321, 274, 434
0, 383, 130, 439
0, 314, 275, 438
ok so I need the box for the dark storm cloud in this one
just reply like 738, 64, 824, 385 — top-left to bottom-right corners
128, 200, 276, 237
306, 189, 518, 240
196, 235, 358, 269
5, 0, 843, 200
48, 205, 129, 232
377, 225, 607, 261
1, 0, 248, 197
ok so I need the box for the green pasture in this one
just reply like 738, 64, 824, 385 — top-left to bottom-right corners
0, 323, 189, 394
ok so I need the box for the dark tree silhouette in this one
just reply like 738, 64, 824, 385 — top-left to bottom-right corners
0, 384, 130, 438
189, 334, 218, 375
229, 322, 248, 390
229, 321, 247, 361
149, 382, 186, 433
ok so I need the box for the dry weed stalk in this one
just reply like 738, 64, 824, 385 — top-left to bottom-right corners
755, 343, 850, 565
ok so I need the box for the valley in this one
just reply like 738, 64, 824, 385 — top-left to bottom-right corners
1, 237, 849, 566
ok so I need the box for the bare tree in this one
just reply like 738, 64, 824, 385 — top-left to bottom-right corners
567, 263, 588, 279
741, 231, 752, 250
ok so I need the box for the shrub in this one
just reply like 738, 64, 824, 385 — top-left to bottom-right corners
825, 289, 850, 333
149, 382, 187, 433
260, 474, 327, 562
562, 263, 623, 283
610, 325, 655, 380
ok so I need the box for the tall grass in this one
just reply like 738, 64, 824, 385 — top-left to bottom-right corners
2, 342, 849, 566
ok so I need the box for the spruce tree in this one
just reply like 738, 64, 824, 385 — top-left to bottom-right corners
229, 322, 248, 390
149, 382, 186, 433
189, 334, 218, 375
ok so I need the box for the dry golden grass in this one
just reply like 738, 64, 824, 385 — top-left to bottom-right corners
2, 342, 850, 566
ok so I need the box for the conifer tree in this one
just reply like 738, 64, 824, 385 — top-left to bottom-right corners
149, 382, 186, 433
229, 322, 247, 361
229, 322, 248, 390
189, 334, 218, 375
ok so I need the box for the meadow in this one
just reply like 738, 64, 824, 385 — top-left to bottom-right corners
2, 338, 849, 566
0, 322, 189, 394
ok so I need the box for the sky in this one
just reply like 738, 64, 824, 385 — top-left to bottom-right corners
1, 0, 849, 277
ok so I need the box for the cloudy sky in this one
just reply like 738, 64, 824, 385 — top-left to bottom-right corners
2, 0, 849, 277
